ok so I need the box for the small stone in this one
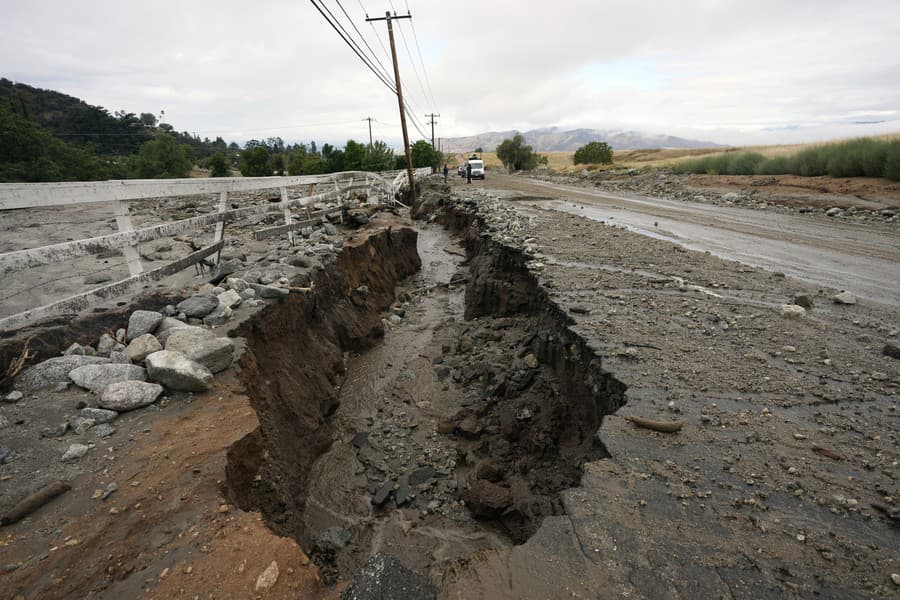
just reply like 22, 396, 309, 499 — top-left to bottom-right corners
0, 447, 16, 464
80, 407, 118, 423
351, 432, 370, 448
780, 304, 806, 319
101, 483, 118, 501
883, 343, 900, 360
41, 422, 69, 438
891, 573, 900, 586
523, 354, 538, 369
62, 343, 90, 356
792, 294, 814, 309
217, 289, 242, 309
832, 291, 857, 305
4, 391, 23, 403
255, 561, 279, 592
92, 423, 116, 438
408, 466, 435, 486
61, 444, 89, 462
372, 481, 395, 507
226, 277, 249, 293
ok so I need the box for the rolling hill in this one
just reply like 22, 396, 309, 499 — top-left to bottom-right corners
443, 127, 722, 153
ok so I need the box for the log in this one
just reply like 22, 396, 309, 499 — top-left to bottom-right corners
1, 481, 71, 525
627, 415, 684, 433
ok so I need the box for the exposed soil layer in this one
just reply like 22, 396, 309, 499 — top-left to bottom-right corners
226, 189, 627, 586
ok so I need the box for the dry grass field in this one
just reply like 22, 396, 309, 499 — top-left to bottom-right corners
453, 132, 900, 173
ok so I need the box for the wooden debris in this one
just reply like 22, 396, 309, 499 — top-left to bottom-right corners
1, 481, 71, 526
627, 415, 684, 433
812, 446, 843, 461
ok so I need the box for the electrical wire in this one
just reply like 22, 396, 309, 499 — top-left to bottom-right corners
333, 0, 394, 84
309, 0, 398, 94
406, 0, 438, 110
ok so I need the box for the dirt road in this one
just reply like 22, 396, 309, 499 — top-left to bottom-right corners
475, 173, 900, 306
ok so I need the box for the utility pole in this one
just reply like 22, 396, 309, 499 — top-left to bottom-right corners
366, 11, 415, 202
362, 117, 374, 145
425, 113, 440, 148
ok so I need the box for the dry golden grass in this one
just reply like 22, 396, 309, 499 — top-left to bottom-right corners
452, 132, 900, 173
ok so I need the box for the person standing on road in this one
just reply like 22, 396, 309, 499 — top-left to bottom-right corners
443, 164, 449, 182
466, 162, 472, 184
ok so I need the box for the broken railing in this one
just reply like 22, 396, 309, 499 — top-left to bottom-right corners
0, 168, 430, 332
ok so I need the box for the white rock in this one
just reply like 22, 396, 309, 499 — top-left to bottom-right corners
68, 364, 147, 393
99, 380, 164, 411
832, 291, 857, 305
165, 330, 235, 374
124, 334, 163, 362
145, 350, 214, 392
126, 310, 164, 342
218, 289, 242, 309
15, 356, 109, 393
780, 304, 806, 319
61, 443, 89, 461
255, 561, 279, 592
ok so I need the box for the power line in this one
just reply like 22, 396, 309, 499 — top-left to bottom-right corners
309, 0, 397, 94
333, 0, 394, 83
406, 0, 437, 110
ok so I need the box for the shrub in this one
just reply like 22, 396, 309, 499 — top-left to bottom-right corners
574, 141, 613, 165
884, 141, 900, 181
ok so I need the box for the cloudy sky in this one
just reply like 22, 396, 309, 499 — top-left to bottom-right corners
3, 0, 899, 149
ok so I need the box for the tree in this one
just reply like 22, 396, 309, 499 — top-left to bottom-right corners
239, 146, 271, 176
135, 134, 193, 178
410, 140, 442, 169
139, 112, 158, 128
474, 147, 483, 153
574, 141, 613, 165
209, 151, 230, 177
362, 141, 395, 171
496, 134, 541, 171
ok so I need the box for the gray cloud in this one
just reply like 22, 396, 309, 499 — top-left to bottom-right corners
2, 0, 898, 147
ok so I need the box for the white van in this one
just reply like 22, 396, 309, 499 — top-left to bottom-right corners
467, 158, 485, 180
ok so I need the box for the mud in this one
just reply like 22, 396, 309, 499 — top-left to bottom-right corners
225, 192, 627, 587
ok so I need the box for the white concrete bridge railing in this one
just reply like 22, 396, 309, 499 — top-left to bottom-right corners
0, 168, 430, 332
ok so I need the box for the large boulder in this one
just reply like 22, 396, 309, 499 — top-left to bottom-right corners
124, 334, 163, 362
68, 363, 147, 393
176, 294, 220, 319
154, 317, 193, 345
165, 329, 235, 374
145, 350, 213, 392
126, 310, 164, 342
15, 355, 109, 393
98, 380, 164, 411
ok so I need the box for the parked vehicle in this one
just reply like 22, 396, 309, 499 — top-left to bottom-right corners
467, 158, 485, 180
457, 164, 467, 177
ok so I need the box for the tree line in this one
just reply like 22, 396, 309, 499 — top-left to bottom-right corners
0, 79, 446, 182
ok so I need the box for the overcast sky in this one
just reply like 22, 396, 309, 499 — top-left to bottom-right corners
3, 0, 899, 149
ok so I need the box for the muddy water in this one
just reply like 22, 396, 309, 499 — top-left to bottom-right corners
299, 223, 509, 579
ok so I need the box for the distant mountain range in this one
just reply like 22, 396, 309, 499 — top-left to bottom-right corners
442, 127, 723, 153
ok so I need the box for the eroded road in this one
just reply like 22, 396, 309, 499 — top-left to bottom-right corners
478, 173, 900, 306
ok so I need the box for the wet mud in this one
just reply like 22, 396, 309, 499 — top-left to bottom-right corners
226, 200, 626, 588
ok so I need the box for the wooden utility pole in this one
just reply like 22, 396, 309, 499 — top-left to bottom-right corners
425, 113, 440, 148
367, 11, 415, 202
362, 117, 374, 145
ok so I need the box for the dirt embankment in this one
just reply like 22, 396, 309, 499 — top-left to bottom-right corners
533, 169, 900, 223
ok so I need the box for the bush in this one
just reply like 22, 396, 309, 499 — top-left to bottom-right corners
885, 141, 900, 181
673, 137, 900, 180
239, 146, 271, 177
574, 141, 613, 165
496, 134, 541, 171
209, 152, 230, 177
